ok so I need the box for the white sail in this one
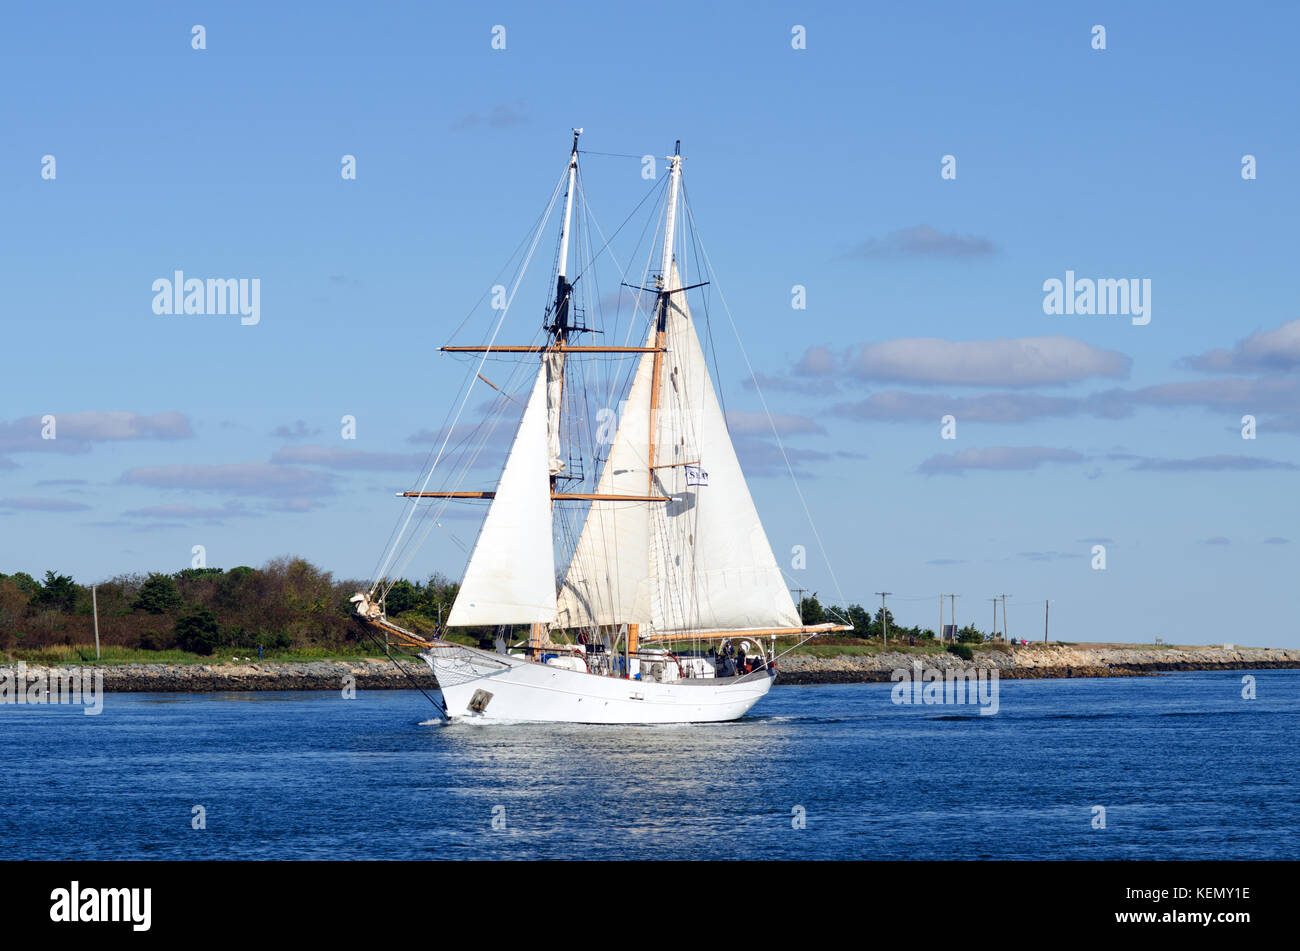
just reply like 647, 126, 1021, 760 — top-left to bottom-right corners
645, 263, 800, 635
555, 323, 657, 628
556, 264, 800, 636
447, 362, 557, 626
545, 350, 566, 476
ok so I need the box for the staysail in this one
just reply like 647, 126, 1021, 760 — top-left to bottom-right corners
446, 362, 557, 626
556, 263, 800, 636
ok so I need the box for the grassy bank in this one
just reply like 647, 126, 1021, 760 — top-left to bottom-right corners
2, 644, 385, 666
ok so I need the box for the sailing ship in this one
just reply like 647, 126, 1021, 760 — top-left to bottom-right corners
353, 131, 849, 723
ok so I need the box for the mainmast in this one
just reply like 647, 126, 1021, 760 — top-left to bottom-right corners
632, 141, 684, 663
658, 141, 682, 293
647, 142, 682, 496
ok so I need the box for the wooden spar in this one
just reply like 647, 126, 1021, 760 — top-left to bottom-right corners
649, 459, 700, 469
401, 491, 670, 501
402, 491, 495, 498
358, 614, 435, 650
621, 279, 710, 295
553, 493, 669, 501
442, 345, 665, 353
639, 623, 852, 644
626, 623, 639, 676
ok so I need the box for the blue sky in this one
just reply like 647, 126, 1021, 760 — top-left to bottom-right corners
1, 2, 1297, 645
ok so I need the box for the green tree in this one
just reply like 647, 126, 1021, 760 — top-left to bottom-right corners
797, 594, 825, 625
385, 579, 421, 616
133, 573, 183, 614
176, 567, 224, 581
0, 572, 40, 596
843, 603, 871, 635
36, 571, 78, 613
174, 608, 221, 655
418, 574, 455, 624
0, 577, 32, 638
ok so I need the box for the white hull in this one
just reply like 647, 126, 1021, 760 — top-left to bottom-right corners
421, 643, 775, 724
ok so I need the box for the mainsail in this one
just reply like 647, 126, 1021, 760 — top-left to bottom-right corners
446, 362, 557, 626
556, 263, 801, 636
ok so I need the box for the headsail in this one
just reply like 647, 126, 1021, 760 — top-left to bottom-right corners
446, 362, 557, 626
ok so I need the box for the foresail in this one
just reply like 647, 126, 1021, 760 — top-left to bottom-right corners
545, 351, 566, 476
447, 362, 557, 626
646, 264, 801, 635
554, 324, 656, 628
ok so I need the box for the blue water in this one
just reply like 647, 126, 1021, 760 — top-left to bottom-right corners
3, 670, 1296, 859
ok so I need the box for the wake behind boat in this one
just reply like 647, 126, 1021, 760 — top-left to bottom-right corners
353, 132, 849, 723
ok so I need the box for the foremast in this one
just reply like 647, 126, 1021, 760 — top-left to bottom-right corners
534, 128, 582, 657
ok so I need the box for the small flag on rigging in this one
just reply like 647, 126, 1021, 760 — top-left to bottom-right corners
685, 465, 708, 487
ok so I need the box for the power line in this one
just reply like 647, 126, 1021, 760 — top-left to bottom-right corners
875, 592, 892, 647
939, 593, 960, 642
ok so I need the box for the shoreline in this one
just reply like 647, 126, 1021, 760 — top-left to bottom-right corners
777, 644, 1300, 684
2, 644, 1298, 692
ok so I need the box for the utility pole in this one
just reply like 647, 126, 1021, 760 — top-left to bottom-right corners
937, 594, 943, 643
1044, 600, 1051, 643
999, 594, 1012, 642
875, 592, 891, 647
92, 584, 100, 661
949, 594, 958, 641
988, 598, 998, 640
793, 587, 808, 625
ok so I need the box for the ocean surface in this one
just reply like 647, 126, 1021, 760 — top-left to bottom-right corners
4, 670, 1297, 860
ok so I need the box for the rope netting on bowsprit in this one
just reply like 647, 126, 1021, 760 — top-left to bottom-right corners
425, 645, 515, 689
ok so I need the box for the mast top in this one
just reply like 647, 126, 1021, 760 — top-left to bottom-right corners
658, 142, 683, 287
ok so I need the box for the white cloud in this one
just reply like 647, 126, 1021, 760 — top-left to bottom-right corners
271, 444, 427, 472
800, 336, 1130, 386
725, 410, 826, 436
849, 225, 997, 259
119, 463, 337, 497
1185, 318, 1300, 373
1130, 455, 1297, 472
919, 446, 1085, 475
832, 389, 1132, 423
0, 497, 92, 512
0, 411, 194, 454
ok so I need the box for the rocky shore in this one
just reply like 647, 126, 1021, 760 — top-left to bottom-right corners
777, 644, 1300, 684
1, 658, 437, 693
3, 645, 1297, 692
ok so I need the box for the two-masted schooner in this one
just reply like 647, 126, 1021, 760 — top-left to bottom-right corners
352, 132, 849, 723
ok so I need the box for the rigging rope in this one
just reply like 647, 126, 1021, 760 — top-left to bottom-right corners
355, 623, 448, 719
681, 188, 851, 615
370, 164, 568, 598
